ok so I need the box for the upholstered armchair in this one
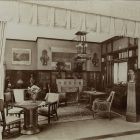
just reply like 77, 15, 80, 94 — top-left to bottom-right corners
0, 99, 21, 138
4, 92, 23, 117
92, 91, 115, 120
38, 93, 59, 124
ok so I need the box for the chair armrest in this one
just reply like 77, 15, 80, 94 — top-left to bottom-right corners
38, 101, 46, 107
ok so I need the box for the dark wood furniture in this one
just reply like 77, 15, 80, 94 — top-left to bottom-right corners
82, 91, 107, 108
14, 100, 41, 135
0, 99, 21, 138
38, 101, 58, 124
38, 93, 59, 124
4, 91, 23, 117
101, 37, 138, 90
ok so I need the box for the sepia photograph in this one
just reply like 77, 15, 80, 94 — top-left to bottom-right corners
12, 48, 31, 65
0, 0, 140, 140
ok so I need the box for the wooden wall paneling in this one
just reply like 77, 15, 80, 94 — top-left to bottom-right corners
37, 71, 51, 91
5, 70, 37, 89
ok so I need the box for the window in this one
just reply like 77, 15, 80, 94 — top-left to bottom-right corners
114, 62, 127, 84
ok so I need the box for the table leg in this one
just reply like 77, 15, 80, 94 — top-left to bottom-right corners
21, 108, 40, 135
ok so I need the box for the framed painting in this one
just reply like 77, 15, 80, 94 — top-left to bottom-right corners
12, 48, 31, 65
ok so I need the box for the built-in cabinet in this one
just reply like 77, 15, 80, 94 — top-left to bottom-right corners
101, 37, 138, 90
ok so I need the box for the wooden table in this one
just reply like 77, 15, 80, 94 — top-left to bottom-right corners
83, 91, 106, 108
15, 100, 41, 135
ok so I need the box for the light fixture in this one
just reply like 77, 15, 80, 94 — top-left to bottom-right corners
75, 31, 90, 62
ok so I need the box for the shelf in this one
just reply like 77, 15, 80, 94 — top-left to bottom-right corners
128, 56, 138, 59
113, 58, 128, 63
105, 46, 137, 56
128, 45, 138, 50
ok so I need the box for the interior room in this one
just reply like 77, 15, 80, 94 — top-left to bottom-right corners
1, 0, 140, 140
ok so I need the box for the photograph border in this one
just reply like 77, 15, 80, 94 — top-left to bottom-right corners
12, 48, 31, 65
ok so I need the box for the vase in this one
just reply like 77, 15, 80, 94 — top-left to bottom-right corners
31, 94, 37, 103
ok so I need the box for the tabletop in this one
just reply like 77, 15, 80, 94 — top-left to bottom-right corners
14, 100, 42, 109
83, 91, 106, 96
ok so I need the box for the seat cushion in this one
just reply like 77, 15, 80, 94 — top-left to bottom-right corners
38, 106, 49, 115
8, 107, 23, 114
5, 116, 21, 125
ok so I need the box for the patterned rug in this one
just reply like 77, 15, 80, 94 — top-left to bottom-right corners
38, 103, 122, 124
57, 103, 93, 122
38, 103, 93, 124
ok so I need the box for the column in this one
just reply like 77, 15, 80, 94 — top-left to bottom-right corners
126, 82, 137, 122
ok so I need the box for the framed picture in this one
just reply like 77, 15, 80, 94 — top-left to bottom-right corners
12, 48, 31, 65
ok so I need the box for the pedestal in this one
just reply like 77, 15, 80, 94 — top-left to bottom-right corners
0, 126, 2, 140
126, 82, 137, 122
22, 107, 40, 135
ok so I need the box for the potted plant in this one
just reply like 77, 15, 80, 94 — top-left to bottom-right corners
56, 61, 66, 78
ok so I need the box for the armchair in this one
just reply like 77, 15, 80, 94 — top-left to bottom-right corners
38, 93, 59, 124
4, 91, 23, 117
0, 99, 21, 138
92, 91, 115, 120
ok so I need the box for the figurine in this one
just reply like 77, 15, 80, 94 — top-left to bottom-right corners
128, 69, 135, 82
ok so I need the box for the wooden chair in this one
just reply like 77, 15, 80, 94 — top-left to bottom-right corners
38, 93, 59, 124
92, 91, 115, 120
4, 91, 23, 117
0, 99, 21, 138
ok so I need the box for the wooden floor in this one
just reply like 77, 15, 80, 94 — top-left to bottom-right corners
4, 113, 140, 140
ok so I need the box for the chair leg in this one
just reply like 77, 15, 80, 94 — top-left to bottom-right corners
18, 113, 20, 118
55, 111, 58, 120
2, 125, 6, 137
65, 101, 67, 106
109, 112, 111, 120
19, 121, 21, 134
48, 116, 50, 124
92, 112, 95, 119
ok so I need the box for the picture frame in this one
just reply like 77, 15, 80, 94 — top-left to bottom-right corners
12, 48, 31, 65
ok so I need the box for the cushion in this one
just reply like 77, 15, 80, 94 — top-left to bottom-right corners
5, 116, 21, 124
8, 107, 23, 114
45, 93, 59, 103
38, 106, 49, 113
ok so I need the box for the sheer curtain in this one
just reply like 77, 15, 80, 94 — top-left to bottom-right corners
114, 62, 127, 84
0, 21, 7, 99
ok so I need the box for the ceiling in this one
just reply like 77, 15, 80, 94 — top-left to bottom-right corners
3, 0, 140, 42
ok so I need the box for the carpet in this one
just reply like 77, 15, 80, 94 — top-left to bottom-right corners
38, 103, 93, 124
38, 103, 121, 124
57, 103, 93, 122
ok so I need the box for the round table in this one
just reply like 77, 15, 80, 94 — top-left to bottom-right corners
15, 100, 42, 135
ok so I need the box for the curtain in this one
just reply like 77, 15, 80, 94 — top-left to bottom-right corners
114, 62, 127, 84
0, 21, 7, 99
2, 1, 140, 38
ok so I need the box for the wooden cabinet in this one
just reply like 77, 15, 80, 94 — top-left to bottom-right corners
101, 37, 138, 90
